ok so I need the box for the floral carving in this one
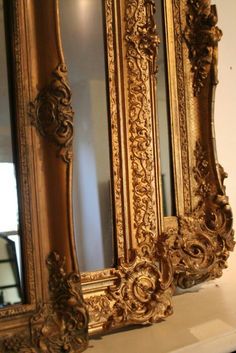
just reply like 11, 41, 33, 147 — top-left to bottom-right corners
184, 0, 222, 95
173, 0, 191, 212
1, 334, 35, 353
85, 242, 173, 331
106, 0, 125, 257
126, 0, 160, 74
126, 0, 159, 245
167, 141, 235, 288
84, 0, 174, 332
30, 64, 73, 163
1, 253, 88, 353
106, 243, 173, 328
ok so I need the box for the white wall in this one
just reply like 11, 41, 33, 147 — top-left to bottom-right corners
214, 0, 236, 217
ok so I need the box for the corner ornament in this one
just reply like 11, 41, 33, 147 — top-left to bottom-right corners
167, 141, 235, 288
30, 64, 73, 163
184, 0, 222, 96
1, 252, 89, 353
86, 242, 174, 331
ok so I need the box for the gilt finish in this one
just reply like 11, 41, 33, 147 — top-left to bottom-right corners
0, 1, 88, 352
1, 0, 234, 347
166, 0, 234, 287
82, 0, 174, 334
81, 0, 234, 334
167, 141, 234, 288
1, 253, 88, 353
184, 0, 222, 95
30, 64, 73, 164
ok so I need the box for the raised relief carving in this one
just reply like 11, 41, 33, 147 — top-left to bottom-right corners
1, 253, 88, 353
184, 0, 222, 95
125, 0, 160, 74
105, 242, 173, 329
126, 0, 159, 246
168, 141, 235, 288
30, 64, 73, 163
85, 242, 173, 331
83, 0, 174, 332
106, 0, 125, 257
173, 0, 191, 212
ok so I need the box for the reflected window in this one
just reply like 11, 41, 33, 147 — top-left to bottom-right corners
0, 0, 23, 306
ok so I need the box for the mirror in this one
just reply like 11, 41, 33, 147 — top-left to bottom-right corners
64, 0, 233, 336
59, 0, 114, 272
0, 1, 89, 351
155, 0, 175, 216
0, 0, 23, 306
1, 0, 227, 342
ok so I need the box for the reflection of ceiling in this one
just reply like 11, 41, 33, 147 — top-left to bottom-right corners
59, 0, 106, 83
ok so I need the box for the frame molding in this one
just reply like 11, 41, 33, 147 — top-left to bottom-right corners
1, 0, 234, 347
165, 0, 234, 287
0, 1, 88, 352
79, 0, 234, 335
81, 0, 174, 334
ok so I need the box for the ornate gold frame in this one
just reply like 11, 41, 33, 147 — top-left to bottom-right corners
165, 0, 235, 288
0, 1, 88, 352
0, 0, 234, 349
77, 0, 234, 335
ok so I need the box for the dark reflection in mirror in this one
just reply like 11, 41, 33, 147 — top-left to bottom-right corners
59, 0, 114, 272
155, 0, 175, 216
0, 0, 23, 307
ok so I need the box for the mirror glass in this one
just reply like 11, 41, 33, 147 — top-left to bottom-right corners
59, 0, 114, 272
155, 0, 175, 216
0, 0, 23, 307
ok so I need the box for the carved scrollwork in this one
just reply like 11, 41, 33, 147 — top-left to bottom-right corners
85, 241, 173, 331
30, 64, 73, 163
173, 0, 191, 212
126, 0, 159, 246
167, 141, 235, 288
1, 253, 88, 353
84, 0, 174, 332
184, 0, 222, 95
126, 0, 160, 74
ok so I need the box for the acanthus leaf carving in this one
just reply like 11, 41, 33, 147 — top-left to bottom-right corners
126, 0, 159, 246
184, 0, 222, 95
167, 141, 235, 288
85, 240, 174, 331
173, 0, 191, 212
29, 64, 73, 163
1, 252, 88, 353
126, 0, 160, 75
84, 0, 174, 331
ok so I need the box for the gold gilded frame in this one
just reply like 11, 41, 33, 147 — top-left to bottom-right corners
0, 1, 88, 352
80, 0, 174, 334
76, 0, 234, 335
165, 0, 235, 288
0, 0, 234, 349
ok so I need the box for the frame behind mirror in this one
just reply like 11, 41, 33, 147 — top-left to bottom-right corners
0, 0, 234, 350
0, 1, 88, 352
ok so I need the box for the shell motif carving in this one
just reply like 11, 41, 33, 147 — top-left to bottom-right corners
1, 253, 88, 353
30, 64, 73, 163
167, 141, 235, 288
184, 0, 222, 95
85, 242, 173, 331
108, 255, 173, 326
